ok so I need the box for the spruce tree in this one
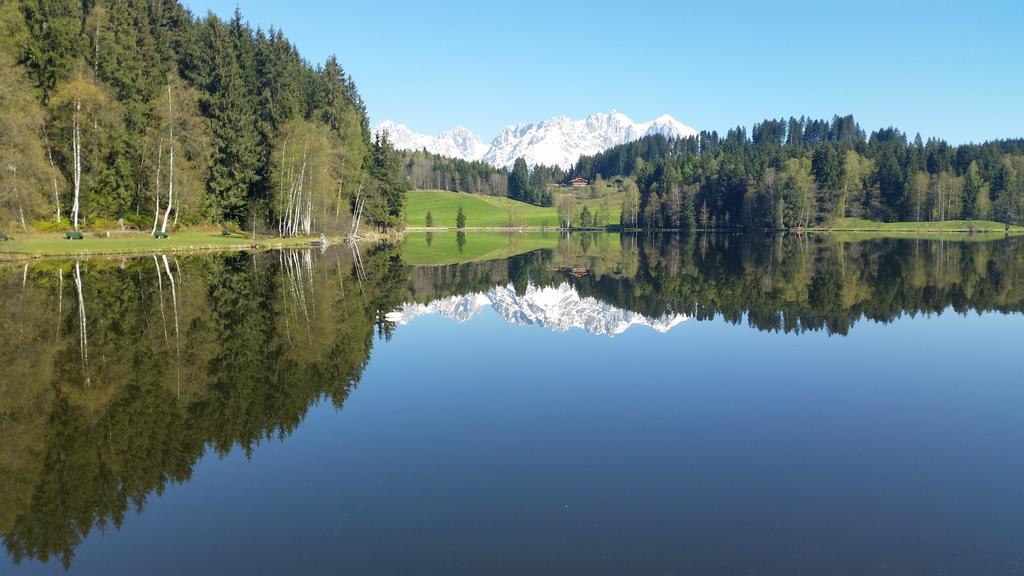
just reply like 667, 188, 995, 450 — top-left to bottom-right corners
19, 0, 82, 101
203, 16, 260, 224
508, 157, 528, 202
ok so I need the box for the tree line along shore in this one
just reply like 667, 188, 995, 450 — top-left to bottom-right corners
2, 3, 1022, 257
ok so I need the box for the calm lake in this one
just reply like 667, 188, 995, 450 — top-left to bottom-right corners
2, 232, 1023, 575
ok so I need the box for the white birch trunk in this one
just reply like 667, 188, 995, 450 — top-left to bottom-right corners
46, 139, 61, 223
162, 146, 174, 233
71, 100, 82, 231
152, 140, 163, 234
161, 85, 174, 234
294, 146, 307, 236
278, 138, 289, 236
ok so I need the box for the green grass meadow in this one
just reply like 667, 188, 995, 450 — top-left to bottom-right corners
820, 218, 1024, 240
0, 231, 316, 259
825, 218, 1024, 232
404, 188, 626, 229
404, 190, 559, 228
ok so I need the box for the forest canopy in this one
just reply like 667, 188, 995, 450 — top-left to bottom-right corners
0, 0, 404, 235
569, 116, 1024, 230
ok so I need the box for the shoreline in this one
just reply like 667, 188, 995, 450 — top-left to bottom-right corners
4, 221, 1021, 260
405, 224, 1024, 235
0, 232, 356, 261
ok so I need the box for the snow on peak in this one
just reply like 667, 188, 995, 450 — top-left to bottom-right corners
374, 121, 488, 161
384, 283, 688, 336
373, 111, 698, 170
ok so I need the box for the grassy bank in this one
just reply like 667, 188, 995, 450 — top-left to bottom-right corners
821, 218, 1024, 233
0, 231, 324, 259
403, 231, 560, 265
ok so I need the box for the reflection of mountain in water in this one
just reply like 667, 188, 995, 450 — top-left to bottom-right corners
4, 234, 1024, 569
388, 282, 687, 335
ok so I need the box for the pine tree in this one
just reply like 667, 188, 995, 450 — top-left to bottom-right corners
19, 0, 82, 101
580, 205, 592, 227
508, 157, 529, 202
455, 205, 466, 228
202, 16, 261, 224
964, 160, 987, 220
364, 131, 405, 230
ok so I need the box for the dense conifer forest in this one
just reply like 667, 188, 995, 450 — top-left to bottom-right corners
568, 116, 1024, 230
0, 0, 406, 235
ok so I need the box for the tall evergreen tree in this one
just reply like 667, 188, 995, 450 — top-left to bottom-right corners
508, 157, 529, 202
201, 16, 261, 223
18, 0, 82, 101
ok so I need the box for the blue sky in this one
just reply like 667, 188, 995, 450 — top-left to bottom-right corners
183, 0, 1023, 143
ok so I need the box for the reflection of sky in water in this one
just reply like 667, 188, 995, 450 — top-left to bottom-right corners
4, 239, 1024, 575
10, 308, 1022, 575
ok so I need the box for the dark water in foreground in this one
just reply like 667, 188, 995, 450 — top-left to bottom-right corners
1, 233, 1023, 574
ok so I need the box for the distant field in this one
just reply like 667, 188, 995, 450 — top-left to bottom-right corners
405, 190, 559, 228
819, 218, 1024, 240
405, 189, 624, 228
575, 189, 624, 227
825, 218, 1024, 233
0, 231, 316, 259
402, 231, 560, 265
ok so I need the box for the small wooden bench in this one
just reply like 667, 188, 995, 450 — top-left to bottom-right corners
153, 231, 169, 239
64, 231, 84, 240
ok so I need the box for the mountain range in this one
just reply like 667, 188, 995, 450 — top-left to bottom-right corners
385, 282, 688, 336
375, 111, 697, 170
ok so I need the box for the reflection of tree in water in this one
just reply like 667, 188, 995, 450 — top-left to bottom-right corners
73, 260, 89, 387
0, 245, 407, 568
154, 255, 182, 396
2, 236, 1023, 567
406, 233, 1024, 336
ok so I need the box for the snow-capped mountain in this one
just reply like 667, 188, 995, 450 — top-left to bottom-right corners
481, 111, 697, 169
385, 283, 687, 336
375, 120, 488, 162
374, 111, 697, 169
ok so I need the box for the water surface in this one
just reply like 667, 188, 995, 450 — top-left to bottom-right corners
2, 234, 1023, 574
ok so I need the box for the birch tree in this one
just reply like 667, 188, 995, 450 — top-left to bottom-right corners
271, 119, 349, 237
781, 156, 815, 228
162, 84, 175, 233
50, 69, 121, 231
146, 76, 211, 230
